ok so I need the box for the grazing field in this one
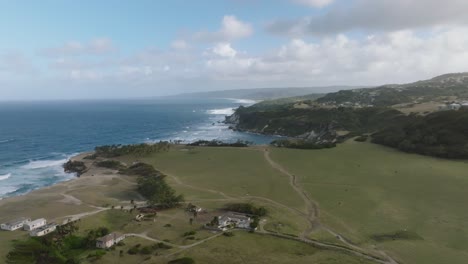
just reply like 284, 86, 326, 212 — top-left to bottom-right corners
2, 142, 466, 263
175, 231, 376, 264
119, 146, 306, 212
270, 141, 468, 264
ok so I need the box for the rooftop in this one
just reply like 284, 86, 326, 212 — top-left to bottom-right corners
3, 217, 30, 226
97, 232, 124, 243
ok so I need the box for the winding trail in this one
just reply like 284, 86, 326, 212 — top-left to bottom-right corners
263, 148, 320, 238
127, 232, 224, 257
262, 148, 398, 264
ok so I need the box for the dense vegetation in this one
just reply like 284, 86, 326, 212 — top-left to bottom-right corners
228, 106, 403, 137
119, 162, 164, 178
188, 140, 251, 147
63, 160, 87, 176
124, 163, 184, 208
271, 139, 336, 149
372, 109, 468, 159
94, 142, 170, 158
95, 160, 125, 170
225, 203, 267, 217
371, 230, 423, 242
6, 223, 108, 264
317, 73, 468, 107
168, 257, 195, 264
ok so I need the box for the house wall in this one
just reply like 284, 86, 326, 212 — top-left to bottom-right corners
1, 221, 29, 231
24, 220, 47, 231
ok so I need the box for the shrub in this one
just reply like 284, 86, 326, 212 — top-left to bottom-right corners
183, 231, 196, 237
168, 257, 195, 264
140, 246, 152, 255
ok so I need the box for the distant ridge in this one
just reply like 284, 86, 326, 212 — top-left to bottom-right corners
167, 86, 366, 101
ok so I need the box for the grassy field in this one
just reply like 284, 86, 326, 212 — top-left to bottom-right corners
270, 140, 468, 264
173, 231, 376, 264
119, 146, 306, 212
3, 142, 467, 263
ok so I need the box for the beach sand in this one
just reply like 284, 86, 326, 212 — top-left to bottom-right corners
0, 152, 142, 235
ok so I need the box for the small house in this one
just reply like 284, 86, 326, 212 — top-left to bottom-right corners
24, 218, 47, 231
217, 212, 252, 231
30, 223, 58, 237
449, 103, 461, 110
1, 217, 31, 231
62, 216, 80, 225
96, 232, 126, 249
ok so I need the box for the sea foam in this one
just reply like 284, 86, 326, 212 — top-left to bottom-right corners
207, 108, 235, 115
0, 173, 11, 181
21, 158, 69, 170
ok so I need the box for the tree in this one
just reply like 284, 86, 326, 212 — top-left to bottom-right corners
189, 218, 193, 225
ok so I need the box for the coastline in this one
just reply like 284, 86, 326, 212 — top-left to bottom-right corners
0, 151, 140, 225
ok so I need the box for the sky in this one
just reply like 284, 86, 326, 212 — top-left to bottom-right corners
1, 0, 468, 100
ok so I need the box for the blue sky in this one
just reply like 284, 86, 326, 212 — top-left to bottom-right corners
1, 0, 468, 100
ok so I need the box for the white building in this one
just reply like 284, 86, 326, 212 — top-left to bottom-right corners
449, 103, 461, 110
96, 232, 126, 249
217, 212, 252, 231
24, 218, 47, 231
1, 217, 31, 231
30, 223, 58, 237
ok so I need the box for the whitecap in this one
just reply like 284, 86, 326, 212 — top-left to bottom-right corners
224, 98, 258, 105
0, 173, 11, 181
0, 186, 18, 196
207, 108, 235, 115
21, 158, 68, 170
0, 139, 13, 144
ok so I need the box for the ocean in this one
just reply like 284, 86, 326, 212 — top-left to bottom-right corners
0, 98, 275, 199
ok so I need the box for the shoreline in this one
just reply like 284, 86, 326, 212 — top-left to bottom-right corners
0, 151, 141, 225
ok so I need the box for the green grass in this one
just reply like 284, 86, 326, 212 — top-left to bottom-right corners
270, 141, 468, 264
120, 146, 305, 212
171, 231, 376, 264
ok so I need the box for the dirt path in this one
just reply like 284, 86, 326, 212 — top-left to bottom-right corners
263, 149, 320, 238
262, 148, 399, 264
127, 232, 223, 257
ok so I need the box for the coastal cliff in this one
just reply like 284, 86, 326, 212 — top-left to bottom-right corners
225, 105, 403, 142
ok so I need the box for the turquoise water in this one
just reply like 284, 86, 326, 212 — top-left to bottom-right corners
0, 98, 274, 198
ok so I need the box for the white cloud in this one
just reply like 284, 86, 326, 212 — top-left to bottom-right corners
211, 43, 237, 58
23, 27, 468, 98
40, 38, 115, 57
0, 52, 37, 76
270, 0, 468, 36
171, 40, 190, 50
194, 15, 253, 42
199, 27, 468, 86
292, 0, 334, 8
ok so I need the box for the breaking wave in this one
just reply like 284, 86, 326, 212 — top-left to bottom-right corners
21, 158, 69, 170
0, 173, 11, 181
207, 108, 235, 115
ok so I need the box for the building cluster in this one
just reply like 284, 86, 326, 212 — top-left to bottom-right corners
1, 217, 58, 237
438, 101, 468, 111
95, 232, 126, 249
206, 212, 254, 231
1, 216, 127, 249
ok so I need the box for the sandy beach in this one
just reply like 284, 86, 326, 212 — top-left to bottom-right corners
0, 152, 142, 226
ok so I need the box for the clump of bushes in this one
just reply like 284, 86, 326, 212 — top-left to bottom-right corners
120, 163, 164, 178
188, 140, 251, 147
371, 230, 423, 242
354, 135, 369, 142
63, 160, 87, 176
223, 232, 235, 237
94, 142, 171, 158
183, 231, 196, 237
95, 160, 125, 170
271, 139, 336, 150
225, 203, 267, 216
168, 257, 195, 264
